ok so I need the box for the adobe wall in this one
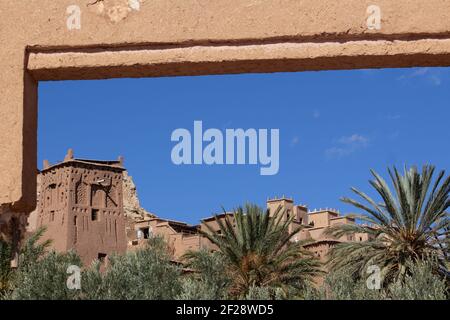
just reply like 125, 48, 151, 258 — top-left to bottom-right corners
2, 0, 450, 242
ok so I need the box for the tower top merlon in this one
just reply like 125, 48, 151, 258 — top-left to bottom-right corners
43, 160, 50, 170
118, 156, 124, 167
267, 196, 294, 203
64, 148, 74, 162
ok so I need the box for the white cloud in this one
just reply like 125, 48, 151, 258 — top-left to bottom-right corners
411, 68, 429, 77
325, 147, 352, 158
338, 134, 369, 146
397, 68, 428, 81
325, 134, 369, 159
312, 109, 321, 119
388, 131, 400, 140
387, 114, 401, 121
290, 136, 300, 147
429, 74, 442, 86
398, 67, 442, 86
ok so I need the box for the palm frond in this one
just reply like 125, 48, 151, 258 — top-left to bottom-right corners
200, 204, 323, 298
329, 165, 449, 286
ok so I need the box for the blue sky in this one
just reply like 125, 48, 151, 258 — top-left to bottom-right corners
38, 67, 449, 224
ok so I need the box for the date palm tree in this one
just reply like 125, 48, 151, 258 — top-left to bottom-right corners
199, 204, 323, 298
326, 165, 449, 285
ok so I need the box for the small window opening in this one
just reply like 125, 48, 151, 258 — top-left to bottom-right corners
91, 209, 99, 221
98, 253, 107, 263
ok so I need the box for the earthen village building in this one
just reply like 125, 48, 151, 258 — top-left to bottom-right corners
28, 149, 127, 266
28, 149, 370, 265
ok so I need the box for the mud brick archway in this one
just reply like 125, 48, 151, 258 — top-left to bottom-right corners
2, 0, 450, 241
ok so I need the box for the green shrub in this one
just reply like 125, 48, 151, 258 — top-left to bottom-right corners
244, 285, 286, 300
176, 277, 222, 300
11, 250, 82, 300
3, 229, 447, 300
386, 260, 447, 300
82, 237, 182, 300
179, 250, 231, 300
244, 286, 272, 300
309, 260, 448, 300
318, 268, 383, 300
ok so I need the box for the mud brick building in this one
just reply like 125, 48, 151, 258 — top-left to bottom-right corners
32, 149, 127, 266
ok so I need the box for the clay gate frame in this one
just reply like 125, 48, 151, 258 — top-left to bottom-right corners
1, 0, 450, 233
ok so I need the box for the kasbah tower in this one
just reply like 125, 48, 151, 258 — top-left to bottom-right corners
28, 149, 370, 266
29, 149, 127, 266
